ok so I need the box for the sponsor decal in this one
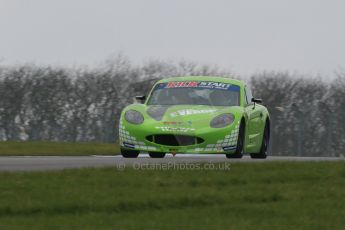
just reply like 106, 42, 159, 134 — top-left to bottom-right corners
163, 121, 183, 125
170, 109, 216, 117
155, 126, 196, 132
166, 81, 198, 88
163, 121, 193, 125
157, 81, 240, 91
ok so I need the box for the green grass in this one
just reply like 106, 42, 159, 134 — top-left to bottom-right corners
0, 141, 119, 156
0, 162, 345, 229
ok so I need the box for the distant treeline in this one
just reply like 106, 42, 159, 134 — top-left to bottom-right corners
0, 56, 344, 156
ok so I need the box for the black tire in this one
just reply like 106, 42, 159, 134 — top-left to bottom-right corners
121, 148, 139, 158
226, 121, 245, 159
250, 120, 269, 159
149, 152, 166, 158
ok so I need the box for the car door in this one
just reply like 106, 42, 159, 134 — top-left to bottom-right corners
244, 86, 263, 153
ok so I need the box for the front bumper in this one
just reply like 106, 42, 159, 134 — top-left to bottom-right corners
119, 120, 240, 154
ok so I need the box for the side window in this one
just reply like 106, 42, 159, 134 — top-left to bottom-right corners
244, 86, 253, 105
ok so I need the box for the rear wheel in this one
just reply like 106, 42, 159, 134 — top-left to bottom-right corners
121, 148, 139, 158
149, 152, 166, 158
226, 121, 244, 159
250, 120, 269, 159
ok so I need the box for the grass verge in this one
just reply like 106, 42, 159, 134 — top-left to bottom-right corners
0, 162, 345, 229
0, 141, 119, 156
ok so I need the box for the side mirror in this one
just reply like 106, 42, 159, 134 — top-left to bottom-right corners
135, 95, 146, 104
251, 98, 262, 104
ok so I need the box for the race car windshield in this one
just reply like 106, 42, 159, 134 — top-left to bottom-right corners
147, 81, 240, 106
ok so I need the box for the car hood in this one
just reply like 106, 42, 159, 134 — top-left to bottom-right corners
123, 104, 243, 130
146, 105, 228, 121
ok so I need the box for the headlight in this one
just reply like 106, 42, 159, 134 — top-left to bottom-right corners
125, 110, 144, 124
210, 113, 235, 128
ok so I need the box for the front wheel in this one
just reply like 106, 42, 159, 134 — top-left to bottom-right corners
250, 121, 269, 159
149, 152, 166, 158
121, 148, 139, 158
226, 121, 244, 159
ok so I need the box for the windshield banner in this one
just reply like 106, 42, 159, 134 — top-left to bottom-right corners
156, 81, 240, 91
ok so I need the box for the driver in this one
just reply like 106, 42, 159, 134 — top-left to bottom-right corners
172, 89, 193, 104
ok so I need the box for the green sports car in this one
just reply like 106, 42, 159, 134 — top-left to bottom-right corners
119, 76, 270, 158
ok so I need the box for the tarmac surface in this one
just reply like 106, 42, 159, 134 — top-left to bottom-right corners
0, 154, 344, 172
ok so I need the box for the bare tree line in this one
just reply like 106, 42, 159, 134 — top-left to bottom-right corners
0, 56, 344, 156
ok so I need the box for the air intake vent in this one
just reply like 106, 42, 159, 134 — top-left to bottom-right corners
146, 135, 204, 146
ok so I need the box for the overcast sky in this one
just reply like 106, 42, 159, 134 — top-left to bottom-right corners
1, 0, 344, 76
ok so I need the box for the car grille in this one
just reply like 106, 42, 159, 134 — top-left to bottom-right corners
146, 135, 204, 146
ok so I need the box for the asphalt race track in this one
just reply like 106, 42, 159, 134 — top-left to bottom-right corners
0, 154, 344, 171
